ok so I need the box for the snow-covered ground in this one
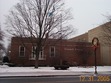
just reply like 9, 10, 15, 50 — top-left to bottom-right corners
0, 65, 111, 73
0, 65, 111, 77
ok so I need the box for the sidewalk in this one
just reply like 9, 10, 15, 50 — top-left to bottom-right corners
0, 65, 111, 77
1, 71, 111, 77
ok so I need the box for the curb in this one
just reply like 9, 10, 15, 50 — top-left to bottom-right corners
0, 72, 111, 78
0, 75, 81, 78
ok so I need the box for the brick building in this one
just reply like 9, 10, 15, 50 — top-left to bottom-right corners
9, 37, 101, 66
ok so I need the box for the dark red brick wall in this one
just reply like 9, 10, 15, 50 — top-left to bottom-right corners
9, 37, 101, 66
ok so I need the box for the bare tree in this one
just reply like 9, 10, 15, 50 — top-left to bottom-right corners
101, 20, 111, 45
98, 14, 111, 45
0, 24, 5, 59
5, 0, 74, 68
0, 24, 4, 42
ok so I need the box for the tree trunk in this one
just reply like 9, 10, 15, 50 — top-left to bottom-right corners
35, 57, 39, 68
35, 47, 40, 68
34, 44, 41, 68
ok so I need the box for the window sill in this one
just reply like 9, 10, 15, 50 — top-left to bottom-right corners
39, 58, 46, 60
29, 58, 46, 60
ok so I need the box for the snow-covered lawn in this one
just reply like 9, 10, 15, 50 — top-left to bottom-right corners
0, 65, 111, 73
0, 65, 111, 77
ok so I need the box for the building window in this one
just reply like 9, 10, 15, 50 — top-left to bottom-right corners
50, 46, 55, 57
30, 46, 36, 59
30, 46, 45, 60
39, 47, 45, 60
19, 46, 25, 57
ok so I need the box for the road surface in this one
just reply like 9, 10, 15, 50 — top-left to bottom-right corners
0, 75, 111, 83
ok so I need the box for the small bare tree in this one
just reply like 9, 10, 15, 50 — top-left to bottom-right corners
5, 0, 74, 68
0, 24, 5, 59
102, 20, 111, 45
100, 16, 111, 45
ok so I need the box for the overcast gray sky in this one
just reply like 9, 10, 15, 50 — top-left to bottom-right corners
0, 0, 111, 37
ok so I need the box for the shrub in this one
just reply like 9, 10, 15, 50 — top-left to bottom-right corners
3, 56, 9, 63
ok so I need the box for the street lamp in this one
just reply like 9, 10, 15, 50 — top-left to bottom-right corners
92, 37, 99, 75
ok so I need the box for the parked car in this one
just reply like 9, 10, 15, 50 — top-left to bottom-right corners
2, 56, 16, 67
54, 60, 69, 70
54, 65, 69, 70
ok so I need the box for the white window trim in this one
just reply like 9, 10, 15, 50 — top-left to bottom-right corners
30, 46, 45, 60
39, 47, 46, 60
30, 46, 36, 60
